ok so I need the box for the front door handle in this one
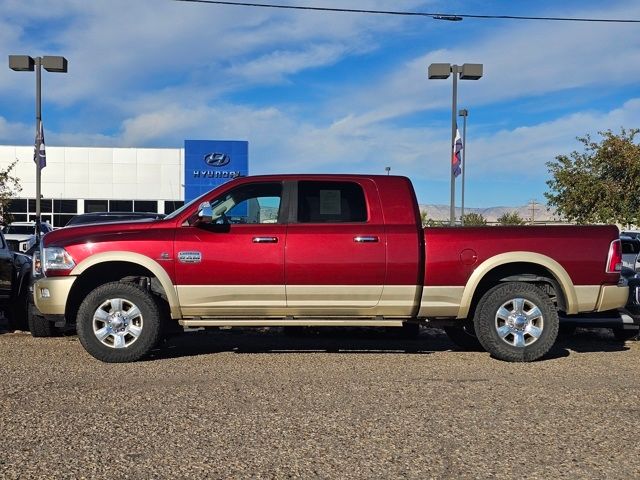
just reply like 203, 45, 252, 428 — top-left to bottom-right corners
253, 237, 278, 243
354, 236, 379, 243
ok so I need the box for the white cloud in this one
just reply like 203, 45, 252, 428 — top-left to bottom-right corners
227, 43, 354, 83
327, 2, 640, 127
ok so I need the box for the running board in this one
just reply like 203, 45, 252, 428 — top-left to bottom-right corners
179, 318, 406, 328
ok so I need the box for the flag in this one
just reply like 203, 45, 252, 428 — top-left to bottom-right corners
452, 126, 463, 178
34, 120, 46, 169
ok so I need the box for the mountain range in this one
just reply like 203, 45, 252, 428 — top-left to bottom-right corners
419, 203, 559, 223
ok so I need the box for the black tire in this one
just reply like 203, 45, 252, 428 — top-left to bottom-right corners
8, 284, 29, 331
612, 328, 638, 342
28, 303, 58, 337
558, 323, 577, 338
76, 282, 164, 363
473, 282, 559, 362
443, 323, 483, 351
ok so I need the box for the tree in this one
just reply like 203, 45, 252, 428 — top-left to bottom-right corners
497, 211, 525, 225
0, 161, 21, 224
461, 212, 487, 226
420, 209, 428, 226
545, 128, 640, 226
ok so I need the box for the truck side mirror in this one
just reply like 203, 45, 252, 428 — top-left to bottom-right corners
197, 202, 213, 223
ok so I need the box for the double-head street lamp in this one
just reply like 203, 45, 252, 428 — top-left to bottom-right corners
428, 63, 482, 225
9, 54, 68, 238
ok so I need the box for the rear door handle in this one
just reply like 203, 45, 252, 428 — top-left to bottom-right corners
253, 237, 279, 243
354, 236, 379, 243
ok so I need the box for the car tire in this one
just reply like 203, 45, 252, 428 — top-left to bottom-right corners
76, 282, 163, 363
612, 328, 638, 342
28, 302, 59, 337
558, 323, 577, 338
474, 282, 559, 362
443, 322, 483, 351
8, 284, 29, 331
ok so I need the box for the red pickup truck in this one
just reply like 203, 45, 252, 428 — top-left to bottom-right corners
32, 175, 627, 363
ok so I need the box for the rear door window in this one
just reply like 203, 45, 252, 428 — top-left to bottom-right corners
297, 181, 367, 223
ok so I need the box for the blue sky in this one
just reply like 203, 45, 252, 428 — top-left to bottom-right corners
1, 0, 639, 207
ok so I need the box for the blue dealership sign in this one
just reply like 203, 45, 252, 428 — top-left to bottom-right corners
184, 140, 249, 202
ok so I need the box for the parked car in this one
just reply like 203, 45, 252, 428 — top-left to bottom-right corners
64, 212, 165, 227
32, 174, 628, 363
2, 221, 53, 253
620, 235, 640, 271
0, 228, 33, 330
621, 231, 640, 240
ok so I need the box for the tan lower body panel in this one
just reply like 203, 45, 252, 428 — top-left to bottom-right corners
34, 276, 77, 315
417, 284, 624, 319
596, 284, 628, 311
417, 286, 465, 318
574, 285, 600, 312
177, 284, 419, 318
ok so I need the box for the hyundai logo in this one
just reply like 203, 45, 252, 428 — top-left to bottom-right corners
203, 152, 231, 167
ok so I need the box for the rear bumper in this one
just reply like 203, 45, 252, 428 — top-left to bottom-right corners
595, 285, 629, 312
33, 276, 76, 316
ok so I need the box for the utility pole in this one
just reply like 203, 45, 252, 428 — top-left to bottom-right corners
529, 199, 539, 224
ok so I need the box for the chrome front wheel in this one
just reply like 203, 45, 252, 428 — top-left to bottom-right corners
92, 298, 144, 349
77, 282, 164, 363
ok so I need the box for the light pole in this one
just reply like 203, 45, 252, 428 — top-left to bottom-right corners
459, 108, 468, 225
428, 63, 482, 225
385, 166, 391, 175
9, 54, 68, 238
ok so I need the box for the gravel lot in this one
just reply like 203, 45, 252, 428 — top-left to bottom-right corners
1, 327, 639, 479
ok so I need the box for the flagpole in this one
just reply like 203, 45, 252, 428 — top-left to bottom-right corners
450, 66, 458, 226
460, 109, 468, 225
35, 57, 42, 240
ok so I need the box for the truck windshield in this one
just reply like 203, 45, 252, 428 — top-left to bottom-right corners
4, 225, 34, 235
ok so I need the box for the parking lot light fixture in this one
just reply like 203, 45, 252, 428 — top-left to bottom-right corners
428, 63, 483, 225
8, 54, 68, 238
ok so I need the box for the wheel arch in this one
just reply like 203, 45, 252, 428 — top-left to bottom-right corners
68, 252, 181, 322
458, 252, 578, 319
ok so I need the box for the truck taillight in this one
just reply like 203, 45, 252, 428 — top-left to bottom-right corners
606, 239, 622, 273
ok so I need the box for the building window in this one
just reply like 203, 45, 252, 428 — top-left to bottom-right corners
109, 200, 133, 212
7, 199, 27, 213
29, 199, 53, 213
134, 200, 157, 213
53, 214, 75, 228
9, 214, 27, 222
54, 199, 78, 214
164, 201, 184, 214
85, 199, 108, 213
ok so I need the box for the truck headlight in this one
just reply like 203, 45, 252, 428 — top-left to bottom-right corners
32, 249, 42, 276
42, 247, 76, 274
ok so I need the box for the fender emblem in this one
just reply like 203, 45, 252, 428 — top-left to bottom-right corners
178, 251, 202, 263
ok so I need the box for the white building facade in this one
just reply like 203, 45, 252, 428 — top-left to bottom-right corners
1, 145, 185, 227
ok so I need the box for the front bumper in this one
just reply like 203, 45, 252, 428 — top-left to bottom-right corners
33, 276, 77, 316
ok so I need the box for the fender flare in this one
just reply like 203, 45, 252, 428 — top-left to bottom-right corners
457, 251, 578, 318
71, 251, 182, 318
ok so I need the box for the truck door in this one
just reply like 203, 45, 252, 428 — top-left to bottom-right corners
285, 179, 386, 313
174, 181, 286, 317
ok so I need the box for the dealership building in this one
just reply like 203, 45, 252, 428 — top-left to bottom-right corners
0, 140, 249, 227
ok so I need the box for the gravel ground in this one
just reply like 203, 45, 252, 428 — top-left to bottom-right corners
0, 327, 639, 479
